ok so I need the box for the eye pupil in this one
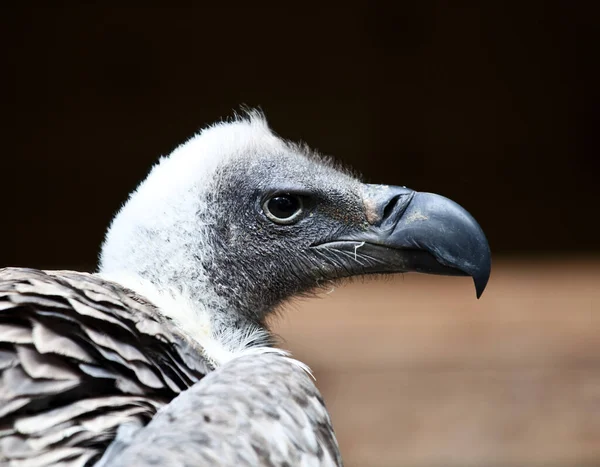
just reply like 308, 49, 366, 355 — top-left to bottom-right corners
264, 195, 303, 224
269, 196, 297, 218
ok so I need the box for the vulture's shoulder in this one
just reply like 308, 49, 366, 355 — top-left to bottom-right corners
97, 352, 343, 467
0, 267, 211, 465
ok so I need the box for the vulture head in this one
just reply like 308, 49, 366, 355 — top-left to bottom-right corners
99, 112, 490, 364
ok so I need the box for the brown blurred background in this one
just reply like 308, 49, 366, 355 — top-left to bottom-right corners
2, 4, 599, 467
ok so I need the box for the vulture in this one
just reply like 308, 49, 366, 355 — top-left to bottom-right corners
0, 112, 491, 466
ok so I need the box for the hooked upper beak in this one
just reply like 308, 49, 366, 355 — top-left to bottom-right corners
313, 185, 491, 298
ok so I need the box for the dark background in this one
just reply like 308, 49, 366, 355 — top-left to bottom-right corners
2, 4, 598, 271
2, 6, 600, 467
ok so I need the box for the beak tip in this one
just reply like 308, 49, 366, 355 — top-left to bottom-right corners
475, 280, 486, 299
473, 261, 491, 299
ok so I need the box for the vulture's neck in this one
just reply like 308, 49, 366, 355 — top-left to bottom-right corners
98, 268, 273, 367
97, 132, 274, 366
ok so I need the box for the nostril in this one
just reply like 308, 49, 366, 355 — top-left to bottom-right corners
363, 184, 415, 225
382, 194, 402, 221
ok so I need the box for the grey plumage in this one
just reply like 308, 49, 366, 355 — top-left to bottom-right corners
0, 268, 210, 465
96, 352, 341, 467
0, 268, 340, 466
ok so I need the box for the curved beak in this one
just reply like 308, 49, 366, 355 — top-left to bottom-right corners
314, 185, 491, 298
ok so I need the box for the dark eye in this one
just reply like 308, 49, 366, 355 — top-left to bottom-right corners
263, 195, 304, 224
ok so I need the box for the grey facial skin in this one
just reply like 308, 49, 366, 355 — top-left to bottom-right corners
202, 145, 491, 336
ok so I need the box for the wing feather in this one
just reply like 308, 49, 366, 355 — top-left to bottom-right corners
0, 268, 342, 466
0, 267, 210, 466
97, 352, 343, 467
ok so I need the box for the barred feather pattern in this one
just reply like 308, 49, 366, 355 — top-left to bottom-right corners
96, 352, 343, 467
0, 268, 211, 466
0, 268, 342, 466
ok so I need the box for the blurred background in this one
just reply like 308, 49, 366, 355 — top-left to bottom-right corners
2, 4, 599, 466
